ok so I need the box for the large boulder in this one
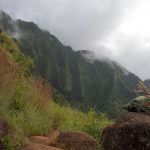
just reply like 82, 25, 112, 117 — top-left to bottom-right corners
0, 118, 9, 149
100, 112, 150, 150
56, 131, 99, 150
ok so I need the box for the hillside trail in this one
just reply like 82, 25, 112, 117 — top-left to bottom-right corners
20, 129, 99, 150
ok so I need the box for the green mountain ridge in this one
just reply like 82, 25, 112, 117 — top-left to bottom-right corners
0, 11, 141, 118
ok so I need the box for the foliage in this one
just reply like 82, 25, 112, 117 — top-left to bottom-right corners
0, 47, 21, 107
0, 30, 34, 77
14, 17, 140, 118
0, 45, 53, 149
0, 31, 19, 53
11, 84, 25, 111
136, 80, 150, 97
51, 103, 112, 141
13, 52, 34, 77
1, 134, 22, 150
52, 88, 69, 106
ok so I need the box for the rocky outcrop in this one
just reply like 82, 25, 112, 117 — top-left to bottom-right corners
56, 131, 99, 150
100, 112, 150, 150
0, 118, 9, 149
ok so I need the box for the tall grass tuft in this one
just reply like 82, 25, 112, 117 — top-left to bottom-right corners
0, 47, 53, 149
0, 47, 21, 113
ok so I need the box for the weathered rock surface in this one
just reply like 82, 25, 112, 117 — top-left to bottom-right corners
20, 143, 63, 150
100, 112, 150, 150
56, 131, 99, 150
0, 118, 9, 150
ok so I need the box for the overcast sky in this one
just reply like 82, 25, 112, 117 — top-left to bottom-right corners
0, 0, 150, 80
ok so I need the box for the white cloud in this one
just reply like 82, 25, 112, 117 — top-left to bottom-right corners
0, 0, 150, 80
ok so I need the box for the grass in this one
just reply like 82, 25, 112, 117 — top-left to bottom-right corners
51, 103, 112, 141
0, 32, 19, 54
0, 47, 53, 149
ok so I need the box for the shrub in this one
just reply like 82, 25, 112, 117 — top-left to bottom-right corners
51, 103, 112, 141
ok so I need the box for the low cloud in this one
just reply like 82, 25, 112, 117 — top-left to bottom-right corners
0, 11, 24, 40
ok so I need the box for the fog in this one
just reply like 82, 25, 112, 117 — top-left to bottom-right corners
0, 0, 150, 80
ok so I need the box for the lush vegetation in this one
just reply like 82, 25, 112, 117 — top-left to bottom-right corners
52, 104, 112, 141
0, 43, 52, 149
0, 30, 112, 150
16, 24, 139, 118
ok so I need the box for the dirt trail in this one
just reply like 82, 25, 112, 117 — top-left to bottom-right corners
20, 130, 99, 150
20, 130, 63, 150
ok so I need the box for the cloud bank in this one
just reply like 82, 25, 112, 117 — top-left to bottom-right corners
0, 0, 150, 80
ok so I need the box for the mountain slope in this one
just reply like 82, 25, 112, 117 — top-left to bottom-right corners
0, 11, 141, 118
144, 79, 150, 89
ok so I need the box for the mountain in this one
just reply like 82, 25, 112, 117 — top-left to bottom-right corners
0, 11, 141, 118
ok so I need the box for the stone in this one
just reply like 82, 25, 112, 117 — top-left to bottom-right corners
100, 112, 150, 150
56, 131, 99, 150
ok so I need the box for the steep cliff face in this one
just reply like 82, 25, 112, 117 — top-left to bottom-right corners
0, 11, 140, 118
